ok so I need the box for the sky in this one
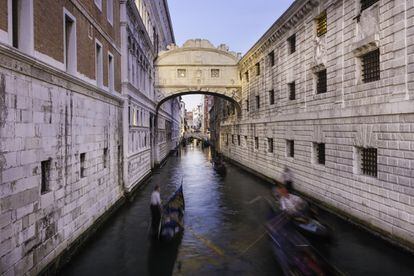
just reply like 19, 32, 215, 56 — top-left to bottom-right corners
168, 0, 295, 111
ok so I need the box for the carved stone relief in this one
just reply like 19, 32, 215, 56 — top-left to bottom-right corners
313, 35, 327, 67
353, 124, 378, 148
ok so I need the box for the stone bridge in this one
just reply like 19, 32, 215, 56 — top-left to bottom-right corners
155, 39, 242, 113
183, 131, 209, 140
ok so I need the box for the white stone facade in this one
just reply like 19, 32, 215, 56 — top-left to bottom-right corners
218, 0, 414, 248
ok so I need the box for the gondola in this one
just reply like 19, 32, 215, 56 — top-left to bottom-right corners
266, 214, 342, 276
159, 185, 185, 241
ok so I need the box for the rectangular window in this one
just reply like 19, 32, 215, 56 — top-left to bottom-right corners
226, 134, 229, 145
255, 137, 259, 149
361, 147, 377, 177
315, 143, 325, 165
316, 69, 327, 94
268, 138, 274, 153
316, 11, 327, 37
256, 95, 260, 109
232, 135, 235, 144
211, 69, 220, 78
246, 99, 249, 112
103, 148, 108, 168
361, 49, 380, 83
95, 42, 103, 87
237, 135, 241, 146
287, 140, 294, 158
64, 13, 76, 74
177, 69, 186, 78
288, 82, 296, 100
108, 54, 114, 92
244, 136, 248, 147
80, 153, 86, 178
94, 0, 102, 11
245, 71, 249, 82
287, 34, 296, 54
361, 0, 379, 12
41, 159, 51, 194
269, 90, 275, 105
107, 0, 113, 24
269, 51, 275, 67
255, 62, 260, 76
12, 0, 19, 48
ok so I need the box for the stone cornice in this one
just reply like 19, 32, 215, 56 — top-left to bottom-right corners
239, 0, 319, 71
0, 44, 123, 106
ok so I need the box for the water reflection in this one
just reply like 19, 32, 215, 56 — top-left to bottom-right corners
60, 144, 414, 276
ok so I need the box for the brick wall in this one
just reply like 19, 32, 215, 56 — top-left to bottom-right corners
0, 0, 7, 32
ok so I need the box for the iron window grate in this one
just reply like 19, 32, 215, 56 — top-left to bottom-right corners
256, 63, 260, 76
268, 138, 274, 153
246, 99, 249, 112
316, 11, 327, 37
362, 49, 380, 83
317, 69, 327, 94
238, 135, 241, 146
256, 95, 260, 109
361, 148, 377, 177
361, 0, 379, 12
317, 143, 325, 165
289, 82, 296, 100
269, 90, 275, 105
255, 137, 259, 149
287, 34, 296, 54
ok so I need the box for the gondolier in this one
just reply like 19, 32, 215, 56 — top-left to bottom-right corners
150, 185, 162, 235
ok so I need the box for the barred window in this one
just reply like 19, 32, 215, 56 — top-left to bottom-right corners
287, 140, 294, 158
245, 71, 249, 82
268, 138, 274, 153
211, 69, 220, 78
256, 95, 260, 109
289, 82, 296, 100
269, 90, 275, 105
226, 134, 229, 145
237, 135, 241, 146
232, 135, 235, 144
316, 11, 327, 37
177, 69, 186, 78
361, 49, 380, 83
244, 136, 248, 147
255, 137, 259, 149
269, 51, 275, 67
316, 69, 327, 94
287, 34, 296, 54
361, 0, 379, 12
361, 148, 377, 177
315, 143, 325, 165
255, 62, 260, 76
246, 99, 250, 112
80, 153, 86, 178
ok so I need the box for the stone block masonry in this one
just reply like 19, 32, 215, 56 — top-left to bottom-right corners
215, 0, 414, 250
0, 61, 123, 275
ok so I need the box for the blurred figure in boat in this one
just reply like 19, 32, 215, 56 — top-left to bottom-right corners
150, 185, 162, 235
277, 185, 308, 217
282, 166, 293, 192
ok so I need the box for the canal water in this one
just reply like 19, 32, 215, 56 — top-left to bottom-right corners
61, 144, 414, 276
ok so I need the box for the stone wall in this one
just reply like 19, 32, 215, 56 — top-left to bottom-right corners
0, 52, 123, 275
217, 0, 414, 248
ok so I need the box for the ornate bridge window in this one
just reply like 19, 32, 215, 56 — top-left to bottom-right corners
177, 69, 186, 78
211, 69, 220, 78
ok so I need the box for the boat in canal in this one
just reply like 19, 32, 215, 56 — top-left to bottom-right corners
159, 185, 185, 241
266, 213, 342, 276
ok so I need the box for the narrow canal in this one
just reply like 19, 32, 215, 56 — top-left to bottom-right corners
61, 144, 414, 276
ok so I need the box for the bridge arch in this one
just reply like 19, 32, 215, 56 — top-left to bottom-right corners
155, 39, 242, 112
